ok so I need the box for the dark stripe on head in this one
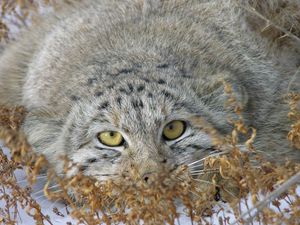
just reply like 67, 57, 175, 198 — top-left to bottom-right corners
161, 90, 174, 99
119, 68, 133, 74
141, 77, 150, 83
87, 78, 98, 86
116, 97, 122, 106
70, 95, 81, 101
157, 79, 166, 84
131, 99, 144, 109
98, 101, 109, 110
95, 91, 103, 97
157, 64, 169, 69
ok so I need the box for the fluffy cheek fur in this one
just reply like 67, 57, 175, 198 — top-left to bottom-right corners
67, 145, 120, 181
66, 128, 215, 182
25, 78, 229, 181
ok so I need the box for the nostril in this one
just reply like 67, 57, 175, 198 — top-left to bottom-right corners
144, 176, 149, 183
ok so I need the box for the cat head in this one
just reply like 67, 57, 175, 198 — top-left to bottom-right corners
46, 72, 241, 184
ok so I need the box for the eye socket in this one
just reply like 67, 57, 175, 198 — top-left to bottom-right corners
162, 120, 186, 141
98, 131, 124, 147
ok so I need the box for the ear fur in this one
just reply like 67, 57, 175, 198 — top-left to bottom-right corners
234, 0, 300, 52
142, 0, 163, 16
231, 0, 300, 87
195, 73, 249, 111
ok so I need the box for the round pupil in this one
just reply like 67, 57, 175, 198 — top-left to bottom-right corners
168, 124, 174, 130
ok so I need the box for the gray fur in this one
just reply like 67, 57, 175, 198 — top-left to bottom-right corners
0, 0, 299, 181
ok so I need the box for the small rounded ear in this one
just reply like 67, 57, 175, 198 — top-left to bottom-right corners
194, 73, 249, 110
234, 0, 300, 64
232, 1, 300, 95
142, 0, 163, 16
237, 0, 300, 43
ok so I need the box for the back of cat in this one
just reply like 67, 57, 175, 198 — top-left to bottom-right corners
0, 0, 299, 162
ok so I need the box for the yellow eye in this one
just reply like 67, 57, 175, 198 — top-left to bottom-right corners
98, 131, 124, 147
162, 120, 186, 141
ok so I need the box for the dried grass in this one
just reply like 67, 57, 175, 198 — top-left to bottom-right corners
1, 87, 299, 224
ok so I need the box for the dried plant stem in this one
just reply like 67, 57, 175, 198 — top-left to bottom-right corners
231, 171, 300, 225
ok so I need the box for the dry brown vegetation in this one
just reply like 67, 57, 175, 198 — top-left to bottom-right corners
0, 90, 299, 224
0, 1, 300, 225
0, 0, 45, 41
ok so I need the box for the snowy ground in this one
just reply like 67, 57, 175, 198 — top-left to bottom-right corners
1, 142, 299, 225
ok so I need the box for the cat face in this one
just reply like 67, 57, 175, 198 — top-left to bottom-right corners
60, 74, 225, 183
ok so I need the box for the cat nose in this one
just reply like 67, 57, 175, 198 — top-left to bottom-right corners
161, 158, 168, 163
143, 174, 150, 183
142, 159, 168, 183
142, 172, 154, 184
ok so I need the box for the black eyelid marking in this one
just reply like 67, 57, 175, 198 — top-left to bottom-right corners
94, 146, 122, 153
157, 64, 169, 69
205, 146, 217, 151
157, 79, 166, 84
87, 158, 97, 163
94, 146, 106, 151
185, 144, 203, 149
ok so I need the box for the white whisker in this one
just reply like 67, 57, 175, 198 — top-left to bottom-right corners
188, 151, 229, 167
33, 194, 47, 201
189, 168, 219, 174
177, 155, 192, 166
94, 173, 118, 176
192, 178, 215, 186
17, 176, 48, 184
34, 190, 62, 202
222, 187, 238, 199
188, 164, 204, 170
48, 198, 63, 210
32, 184, 59, 196
189, 190, 201, 198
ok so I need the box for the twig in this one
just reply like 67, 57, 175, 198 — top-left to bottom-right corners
230, 171, 300, 225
